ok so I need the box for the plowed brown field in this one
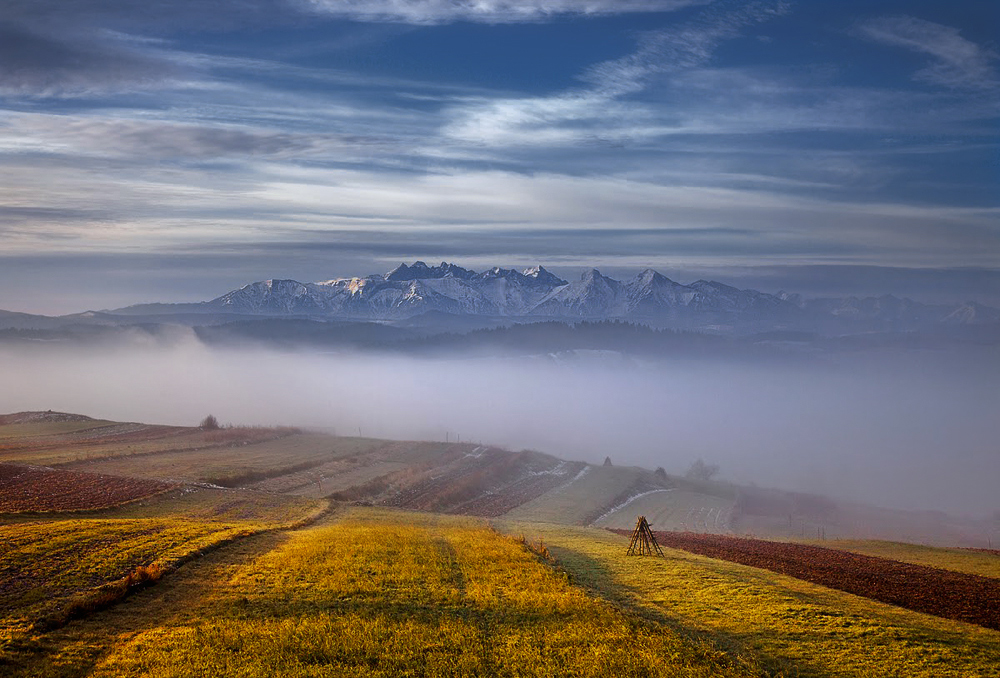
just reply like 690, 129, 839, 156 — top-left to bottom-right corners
0, 464, 173, 512
611, 529, 1000, 631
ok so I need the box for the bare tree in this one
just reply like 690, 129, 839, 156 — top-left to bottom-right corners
685, 458, 719, 482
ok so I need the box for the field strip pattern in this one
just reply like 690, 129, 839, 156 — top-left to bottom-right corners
636, 530, 1000, 630
505, 521, 1000, 678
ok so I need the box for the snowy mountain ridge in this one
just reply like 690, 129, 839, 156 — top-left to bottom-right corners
50, 261, 991, 337
207, 261, 803, 322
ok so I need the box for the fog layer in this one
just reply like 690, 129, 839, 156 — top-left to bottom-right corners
1, 335, 997, 517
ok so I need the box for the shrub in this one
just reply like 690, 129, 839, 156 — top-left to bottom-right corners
199, 414, 220, 430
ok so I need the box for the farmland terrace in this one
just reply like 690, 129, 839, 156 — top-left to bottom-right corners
2, 411, 999, 676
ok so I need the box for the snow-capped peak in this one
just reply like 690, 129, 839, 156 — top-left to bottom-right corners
385, 261, 474, 281
522, 265, 568, 286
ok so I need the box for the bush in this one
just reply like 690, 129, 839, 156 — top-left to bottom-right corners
199, 414, 220, 430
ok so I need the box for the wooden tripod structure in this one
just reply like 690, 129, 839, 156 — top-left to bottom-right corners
626, 515, 664, 556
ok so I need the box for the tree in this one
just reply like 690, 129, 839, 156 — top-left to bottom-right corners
603, 456, 613, 467
685, 458, 719, 482
654, 466, 667, 480
200, 414, 220, 430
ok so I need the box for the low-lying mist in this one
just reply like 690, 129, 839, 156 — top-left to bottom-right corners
2, 331, 997, 517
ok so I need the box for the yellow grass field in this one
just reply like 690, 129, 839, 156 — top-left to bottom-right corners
0, 519, 252, 642
22, 509, 759, 678
0, 490, 326, 669
501, 521, 1000, 677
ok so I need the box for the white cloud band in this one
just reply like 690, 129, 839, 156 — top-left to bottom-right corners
301, 0, 708, 24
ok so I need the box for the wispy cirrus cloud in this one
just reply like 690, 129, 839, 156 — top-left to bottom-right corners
3, 0, 705, 31
0, 0, 707, 96
0, 0, 297, 95
300, 0, 709, 25
0, 23, 180, 96
443, 1, 790, 146
858, 15, 999, 90
583, 0, 791, 93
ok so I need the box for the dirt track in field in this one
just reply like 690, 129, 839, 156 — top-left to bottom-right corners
611, 529, 1000, 631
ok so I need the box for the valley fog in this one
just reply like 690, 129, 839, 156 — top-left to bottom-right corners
1, 334, 997, 517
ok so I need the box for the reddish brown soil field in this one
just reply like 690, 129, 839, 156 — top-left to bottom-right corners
611, 529, 1000, 631
0, 464, 173, 512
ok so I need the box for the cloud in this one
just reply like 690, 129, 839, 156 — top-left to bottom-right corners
300, 0, 709, 25
442, 1, 791, 146
3, 145, 996, 273
0, 0, 314, 96
0, 23, 179, 95
2, 115, 322, 160
0, 0, 708, 97
583, 0, 791, 91
2, 1, 289, 29
858, 15, 999, 90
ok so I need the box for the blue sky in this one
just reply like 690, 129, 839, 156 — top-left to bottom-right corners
1, 0, 998, 313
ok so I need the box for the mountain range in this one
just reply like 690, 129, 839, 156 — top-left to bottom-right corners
108, 261, 997, 332
1, 261, 997, 338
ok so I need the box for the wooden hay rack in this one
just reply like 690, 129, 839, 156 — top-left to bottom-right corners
626, 515, 664, 557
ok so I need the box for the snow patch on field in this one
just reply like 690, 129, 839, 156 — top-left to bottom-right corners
544, 465, 592, 495
591, 489, 674, 526
463, 446, 486, 459
525, 461, 574, 477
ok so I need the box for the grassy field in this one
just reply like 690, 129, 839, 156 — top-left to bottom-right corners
0, 422, 191, 466
592, 488, 734, 532
501, 522, 1000, 677
0, 420, 116, 441
503, 465, 642, 524
108, 486, 325, 524
0, 519, 253, 643
13, 508, 759, 678
69, 434, 388, 485
3, 412, 998, 676
6, 502, 1000, 677
0, 489, 326, 670
806, 539, 1000, 580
